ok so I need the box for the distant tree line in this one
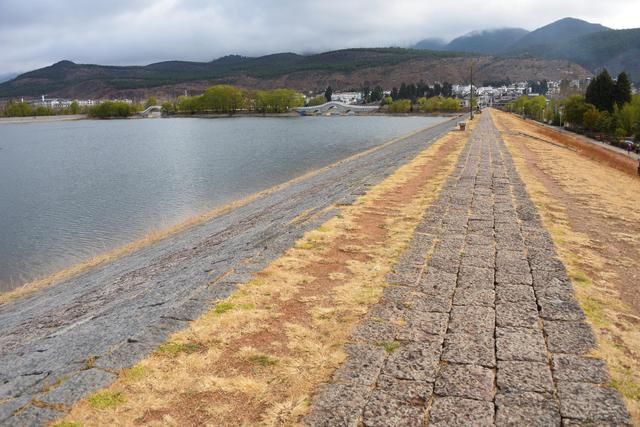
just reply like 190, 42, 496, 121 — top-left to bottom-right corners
166, 85, 304, 114
1, 100, 82, 117
360, 84, 385, 103
482, 78, 512, 87
89, 101, 139, 118
384, 80, 458, 113
384, 96, 460, 114
509, 70, 639, 146
509, 96, 548, 121
390, 81, 453, 103
585, 70, 631, 113
563, 70, 638, 145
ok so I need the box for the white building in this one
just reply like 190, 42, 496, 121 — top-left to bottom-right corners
331, 92, 363, 105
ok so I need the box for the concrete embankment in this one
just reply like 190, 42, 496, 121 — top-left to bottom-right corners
0, 117, 458, 425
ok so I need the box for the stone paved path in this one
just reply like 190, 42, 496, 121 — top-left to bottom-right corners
306, 113, 631, 426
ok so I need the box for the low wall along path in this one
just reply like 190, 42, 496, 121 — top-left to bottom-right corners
306, 113, 631, 426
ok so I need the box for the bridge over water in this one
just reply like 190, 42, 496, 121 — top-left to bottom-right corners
139, 105, 162, 117
295, 101, 379, 116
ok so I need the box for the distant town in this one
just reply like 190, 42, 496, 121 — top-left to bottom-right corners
7, 77, 637, 116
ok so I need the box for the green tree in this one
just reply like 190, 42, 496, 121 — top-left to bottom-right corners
260, 88, 304, 113
523, 96, 547, 121
161, 101, 175, 114
389, 99, 411, 113
398, 83, 408, 100
200, 85, 244, 113
596, 111, 617, 137
324, 86, 333, 102
89, 101, 137, 118
307, 95, 326, 106
35, 106, 52, 116
583, 105, 600, 131
586, 70, 615, 112
177, 96, 199, 113
418, 96, 461, 113
633, 120, 640, 142
562, 95, 589, 128
253, 88, 303, 113
4, 101, 34, 117
441, 97, 460, 112
614, 72, 632, 108
613, 95, 640, 135
361, 85, 371, 103
406, 83, 417, 103
441, 82, 453, 98
174, 85, 304, 115
69, 101, 80, 114
544, 99, 561, 124
433, 83, 442, 97
145, 96, 158, 109
371, 86, 384, 103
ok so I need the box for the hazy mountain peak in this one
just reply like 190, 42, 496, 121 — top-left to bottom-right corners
52, 60, 76, 67
412, 37, 447, 51
445, 27, 529, 54
0, 72, 19, 83
508, 17, 610, 51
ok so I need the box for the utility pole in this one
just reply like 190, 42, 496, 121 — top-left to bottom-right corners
470, 61, 474, 120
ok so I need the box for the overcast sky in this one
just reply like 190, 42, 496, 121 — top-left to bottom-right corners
1, 0, 638, 75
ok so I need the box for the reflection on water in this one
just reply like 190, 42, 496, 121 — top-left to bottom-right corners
0, 115, 447, 291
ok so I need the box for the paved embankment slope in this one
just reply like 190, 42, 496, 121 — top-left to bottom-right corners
0, 115, 86, 125
307, 113, 631, 426
0, 118, 457, 425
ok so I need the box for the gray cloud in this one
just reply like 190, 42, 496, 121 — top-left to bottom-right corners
1, 0, 638, 74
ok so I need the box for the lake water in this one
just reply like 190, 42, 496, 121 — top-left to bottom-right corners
0, 116, 448, 292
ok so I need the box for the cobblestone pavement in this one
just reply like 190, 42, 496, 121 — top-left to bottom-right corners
306, 114, 631, 426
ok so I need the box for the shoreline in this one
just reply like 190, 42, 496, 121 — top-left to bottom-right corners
0, 114, 87, 124
0, 117, 459, 304
0, 111, 461, 124
171, 111, 462, 119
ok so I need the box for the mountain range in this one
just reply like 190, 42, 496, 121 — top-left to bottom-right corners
0, 17, 636, 100
413, 17, 639, 80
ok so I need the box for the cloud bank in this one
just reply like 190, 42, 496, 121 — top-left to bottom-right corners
1, 0, 638, 73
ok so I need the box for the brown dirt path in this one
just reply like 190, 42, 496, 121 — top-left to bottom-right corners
493, 109, 640, 423
58, 122, 471, 426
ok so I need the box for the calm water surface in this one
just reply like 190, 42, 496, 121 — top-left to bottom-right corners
0, 116, 447, 291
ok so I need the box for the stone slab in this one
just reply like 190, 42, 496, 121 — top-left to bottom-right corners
435, 363, 495, 401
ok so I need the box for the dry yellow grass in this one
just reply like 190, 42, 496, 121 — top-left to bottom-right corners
492, 109, 640, 423
58, 123, 472, 426
1, 126, 431, 306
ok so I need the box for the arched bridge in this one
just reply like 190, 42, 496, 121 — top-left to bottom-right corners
139, 105, 162, 117
295, 101, 379, 116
